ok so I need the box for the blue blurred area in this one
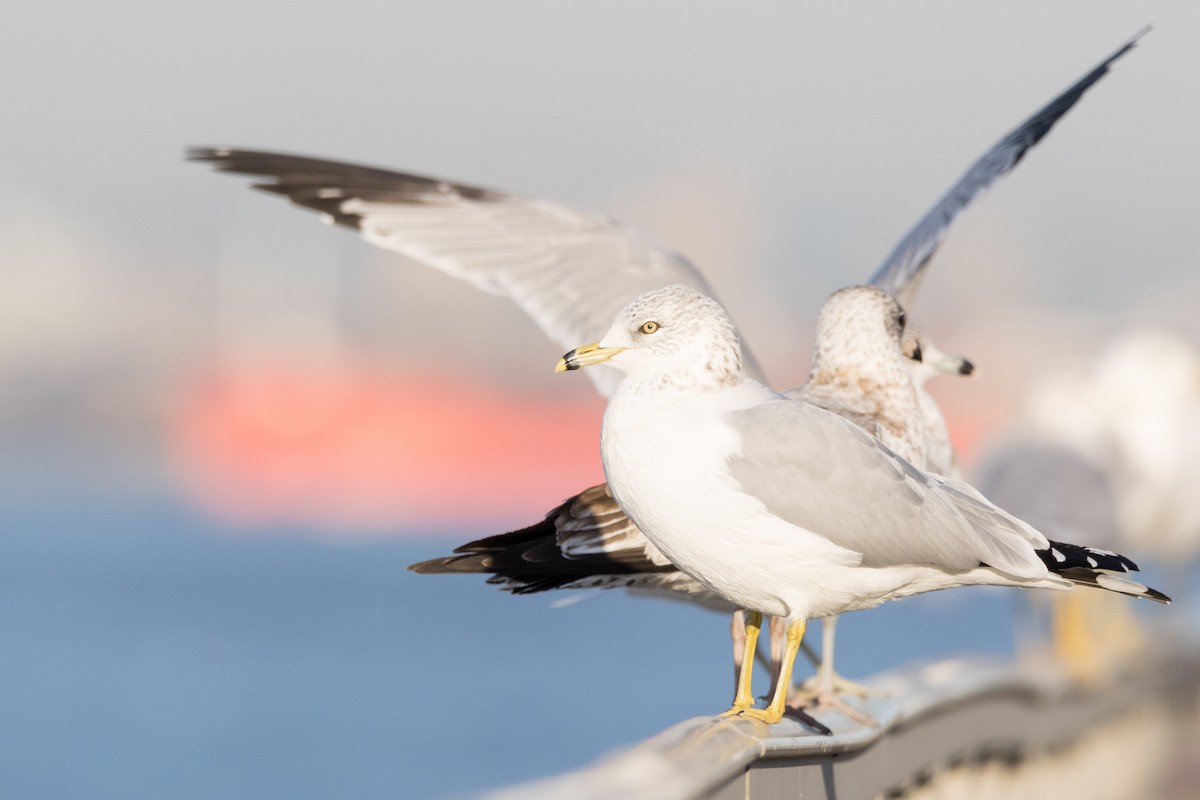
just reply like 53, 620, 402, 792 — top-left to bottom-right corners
0, 493, 1032, 799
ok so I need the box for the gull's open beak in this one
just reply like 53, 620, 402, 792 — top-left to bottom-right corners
556, 342, 625, 372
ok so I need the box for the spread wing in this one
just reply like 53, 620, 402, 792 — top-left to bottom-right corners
867, 29, 1146, 308
188, 147, 766, 396
725, 397, 1051, 579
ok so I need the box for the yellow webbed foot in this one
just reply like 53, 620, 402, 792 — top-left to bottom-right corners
789, 687, 876, 727
720, 702, 755, 717
732, 706, 784, 724
796, 672, 885, 700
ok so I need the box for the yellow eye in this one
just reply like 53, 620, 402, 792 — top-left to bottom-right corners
640, 321, 660, 334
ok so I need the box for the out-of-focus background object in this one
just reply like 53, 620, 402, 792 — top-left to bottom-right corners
976, 329, 1200, 684
3, 2, 1199, 798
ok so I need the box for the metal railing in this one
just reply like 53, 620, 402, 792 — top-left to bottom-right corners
485, 643, 1200, 800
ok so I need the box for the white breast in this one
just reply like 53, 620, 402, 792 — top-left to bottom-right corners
600, 379, 840, 618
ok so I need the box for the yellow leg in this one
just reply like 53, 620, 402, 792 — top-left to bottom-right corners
1052, 591, 1103, 685
739, 618, 806, 724
769, 615, 785, 686
722, 610, 762, 714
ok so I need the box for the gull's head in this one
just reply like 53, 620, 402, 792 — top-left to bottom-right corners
556, 285, 744, 388
811, 286, 909, 379
901, 326, 976, 386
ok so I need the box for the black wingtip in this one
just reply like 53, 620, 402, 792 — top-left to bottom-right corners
1144, 586, 1171, 605
185, 146, 230, 163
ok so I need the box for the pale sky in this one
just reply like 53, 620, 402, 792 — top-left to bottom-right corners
3, 1, 1197, 517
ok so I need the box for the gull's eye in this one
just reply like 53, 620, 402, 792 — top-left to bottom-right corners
897, 311, 907, 329
640, 321, 660, 334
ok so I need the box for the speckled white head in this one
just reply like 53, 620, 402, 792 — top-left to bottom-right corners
559, 284, 745, 389
810, 286, 910, 384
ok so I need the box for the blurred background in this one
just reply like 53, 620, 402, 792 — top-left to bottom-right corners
2, 2, 1198, 798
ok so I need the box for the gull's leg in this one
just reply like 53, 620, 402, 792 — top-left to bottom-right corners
722, 610, 762, 714
753, 619, 774, 673
769, 615, 785, 689
730, 610, 747, 699
789, 616, 881, 726
738, 618, 806, 724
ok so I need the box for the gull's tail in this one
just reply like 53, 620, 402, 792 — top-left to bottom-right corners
1037, 541, 1171, 604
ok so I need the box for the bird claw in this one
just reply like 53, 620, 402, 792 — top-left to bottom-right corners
789, 690, 877, 727
725, 707, 784, 724
720, 701, 754, 717
794, 673, 887, 700
788, 674, 881, 727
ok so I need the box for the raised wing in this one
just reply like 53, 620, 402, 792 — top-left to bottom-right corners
868, 28, 1147, 308
726, 397, 1052, 580
188, 147, 766, 396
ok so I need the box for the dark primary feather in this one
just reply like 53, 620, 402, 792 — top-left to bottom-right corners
186, 147, 505, 229
407, 484, 676, 595
1030, 540, 1169, 604
867, 28, 1148, 308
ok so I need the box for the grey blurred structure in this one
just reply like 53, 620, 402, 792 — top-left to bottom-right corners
975, 329, 1200, 570
486, 649, 1200, 800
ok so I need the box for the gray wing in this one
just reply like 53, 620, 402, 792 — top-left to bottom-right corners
867, 29, 1147, 308
189, 148, 767, 396
725, 397, 1051, 580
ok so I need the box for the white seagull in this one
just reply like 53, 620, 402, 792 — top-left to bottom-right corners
559, 284, 1168, 723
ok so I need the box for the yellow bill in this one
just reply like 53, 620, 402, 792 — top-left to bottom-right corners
556, 342, 625, 372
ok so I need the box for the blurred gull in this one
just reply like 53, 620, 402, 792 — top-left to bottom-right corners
1023, 330, 1200, 561
559, 284, 1168, 723
976, 329, 1200, 679
192, 30, 1144, 717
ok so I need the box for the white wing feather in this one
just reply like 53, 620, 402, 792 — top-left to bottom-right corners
188, 148, 766, 397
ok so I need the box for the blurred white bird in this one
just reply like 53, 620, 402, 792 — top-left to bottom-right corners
975, 328, 1200, 682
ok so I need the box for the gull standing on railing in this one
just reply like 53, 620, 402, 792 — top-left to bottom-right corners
558, 283, 1168, 723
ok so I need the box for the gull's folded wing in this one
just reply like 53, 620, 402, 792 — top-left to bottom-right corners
188, 147, 766, 396
725, 398, 1052, 579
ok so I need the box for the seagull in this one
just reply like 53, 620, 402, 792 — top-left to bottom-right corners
559, 284, 1169, 723
191, 31, 1145, 712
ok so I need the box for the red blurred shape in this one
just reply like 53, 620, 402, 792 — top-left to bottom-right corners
169, 357, 605, 533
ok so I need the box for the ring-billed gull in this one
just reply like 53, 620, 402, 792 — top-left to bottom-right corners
559, 284, 1168, 723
